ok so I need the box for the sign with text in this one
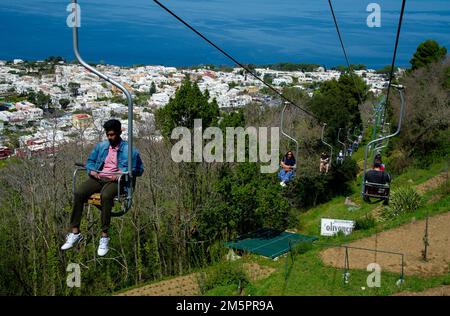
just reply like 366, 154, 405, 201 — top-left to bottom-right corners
321, 218, 355, 236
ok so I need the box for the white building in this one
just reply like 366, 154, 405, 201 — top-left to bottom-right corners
150, 92, 170, 108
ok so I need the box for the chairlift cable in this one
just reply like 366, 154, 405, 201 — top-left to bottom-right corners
385, 0, 407, 113
153, 0, 322, 123
327, 0, 365, 109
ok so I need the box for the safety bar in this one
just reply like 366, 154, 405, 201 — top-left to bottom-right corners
362, 85, 405, 197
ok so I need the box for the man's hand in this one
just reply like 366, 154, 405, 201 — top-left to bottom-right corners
90, 171, 100, 179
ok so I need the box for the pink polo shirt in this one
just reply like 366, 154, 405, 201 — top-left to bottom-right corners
98, 144, 120, 180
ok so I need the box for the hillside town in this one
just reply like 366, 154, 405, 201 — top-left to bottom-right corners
0, 59, 395, 159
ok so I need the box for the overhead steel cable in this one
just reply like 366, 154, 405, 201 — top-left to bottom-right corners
385, 0, 407, 109
327, 0, 365, 110
153, 0, 322, 123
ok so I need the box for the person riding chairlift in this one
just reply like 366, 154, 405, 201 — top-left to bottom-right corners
374, 153, 385, 172
319, 152, 330, 173
352, 140, 359, 152
337, 150, 344, 165
346, 142, 353, 157
358, 134, 363, 145
61, 119, 144, 257
278, 151, 296, 187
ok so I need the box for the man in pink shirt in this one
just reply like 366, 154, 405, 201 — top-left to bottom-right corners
62, 120, 128, 256
97, 144, 120, 180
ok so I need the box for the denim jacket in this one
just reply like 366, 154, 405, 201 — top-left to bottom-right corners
85, 140, 144, 179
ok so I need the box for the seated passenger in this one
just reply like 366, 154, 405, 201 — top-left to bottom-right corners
347, 145, 353, 157
365, 162, 391, 185
319, 152, 330, 173
374, 153, 385, 171
278, 151, 296, 187
336, 150, 344, 165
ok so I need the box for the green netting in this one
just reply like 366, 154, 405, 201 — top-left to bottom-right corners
224, 228, 318, 259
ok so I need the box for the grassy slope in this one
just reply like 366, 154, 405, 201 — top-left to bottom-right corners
205, 158, 450, 296
113, 153, 449, 296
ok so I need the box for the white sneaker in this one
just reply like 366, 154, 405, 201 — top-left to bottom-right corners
61, 232, 83, 251
97, 237, 110, 257
280, 181, 286, 187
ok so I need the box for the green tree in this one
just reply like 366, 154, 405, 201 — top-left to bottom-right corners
150, 82, 157, 96
155, 78, 219, 139
410, 40, 447, 70
33, 91, 52, 109
45, 56, 65, 64
199, 162, 290, 240
263, 74, 273, 85
68, 82, 81, 97
59, 98, 70, 109
219, 110, 245, 131
308, 73, 367, 144
376, 65, 399, 75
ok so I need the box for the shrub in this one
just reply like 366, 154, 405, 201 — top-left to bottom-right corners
382, 186, 423, 220
388, 149, 410, 175
199, 262, 249, 294
354, 215, 376, 230
438, 173, 450, 196
291, 241, 313, 255
285, 158, 358, 209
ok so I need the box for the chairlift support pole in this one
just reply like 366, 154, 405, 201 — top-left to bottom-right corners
346, 127, 353, 144
337, 127, 346, 153
362, 86, 405, 197
371, 97, 385, 152
321, 124, 333, 164
281, 101, 299, 160
71, 0, 133, 209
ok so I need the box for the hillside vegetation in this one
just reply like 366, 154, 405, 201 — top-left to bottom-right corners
0, 41, 448, 296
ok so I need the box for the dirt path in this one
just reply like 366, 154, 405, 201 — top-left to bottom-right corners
416, 172, 448, 194
320, 212, 450, 276
118, 262, 275, 296
393, 285, 450, 296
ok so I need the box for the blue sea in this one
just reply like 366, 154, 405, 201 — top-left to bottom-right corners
1, 0, 449, 68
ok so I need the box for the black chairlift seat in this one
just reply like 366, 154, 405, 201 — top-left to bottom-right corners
363, 181, 390, 203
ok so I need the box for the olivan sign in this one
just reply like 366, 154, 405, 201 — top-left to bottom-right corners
321, 218, 355, 236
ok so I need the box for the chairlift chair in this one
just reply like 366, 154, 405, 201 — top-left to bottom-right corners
72, 163, 134, 217
362, 85, 405, 203
70, 0, 135, 216
336, 127, 346, 164
280, 101, 299, 170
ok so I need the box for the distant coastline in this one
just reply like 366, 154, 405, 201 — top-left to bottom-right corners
0, 57, 395, 73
